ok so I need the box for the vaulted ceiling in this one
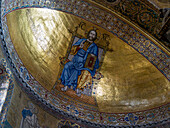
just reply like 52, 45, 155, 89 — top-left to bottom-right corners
0, 0, 169, 127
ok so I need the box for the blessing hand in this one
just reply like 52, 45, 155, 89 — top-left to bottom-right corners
91, 54, 95, 57
79, 43, 84, 48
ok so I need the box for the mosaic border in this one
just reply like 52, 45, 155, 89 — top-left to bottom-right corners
0, 24, 14, 128
0, 58, 14, 127
91, 0, 162, 38
0, 0, 169, 127
0, 1, 15, 125
1, 0, 169, 80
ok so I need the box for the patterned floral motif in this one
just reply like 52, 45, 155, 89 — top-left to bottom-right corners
58, 120, 81, 128
92, 0, 162, 38
66, 105, 79, 117
108, 116, 116, 122
124, 113, 139, 125
20, 66, 30, 81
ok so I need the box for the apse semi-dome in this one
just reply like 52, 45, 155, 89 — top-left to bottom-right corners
0, 0, 169, 127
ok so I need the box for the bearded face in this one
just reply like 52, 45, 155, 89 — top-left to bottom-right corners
87, 30, 97, 41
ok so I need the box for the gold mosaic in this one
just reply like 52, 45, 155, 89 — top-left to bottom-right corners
6, 8, 169, 113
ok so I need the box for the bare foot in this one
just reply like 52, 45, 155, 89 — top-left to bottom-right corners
61, 86, 68, 91
76, 88, 82, 97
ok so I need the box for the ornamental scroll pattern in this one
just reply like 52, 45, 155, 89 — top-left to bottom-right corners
92, 0, 163, 39
0, 0, 169, 127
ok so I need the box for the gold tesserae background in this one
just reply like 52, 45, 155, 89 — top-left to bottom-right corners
6, 8, 169, 113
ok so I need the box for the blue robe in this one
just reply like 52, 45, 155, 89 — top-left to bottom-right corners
60, 39, 99, 90
22, 108, 32, 119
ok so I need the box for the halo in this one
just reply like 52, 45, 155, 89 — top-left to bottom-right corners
85, 27, 101, 40
27, 101, 34, 109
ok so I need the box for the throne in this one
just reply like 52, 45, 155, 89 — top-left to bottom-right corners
59, 34, 109, 93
